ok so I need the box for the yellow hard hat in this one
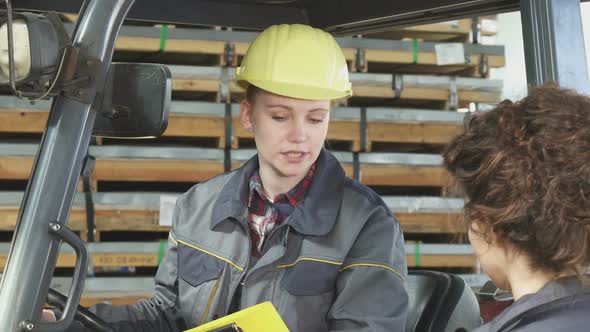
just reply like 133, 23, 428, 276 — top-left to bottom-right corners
235, 24, 352, 100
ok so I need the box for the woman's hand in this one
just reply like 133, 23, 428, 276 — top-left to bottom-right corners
42, 309, 57, 321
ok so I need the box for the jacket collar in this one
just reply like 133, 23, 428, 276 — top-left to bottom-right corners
211, 148, 345, 236
489, 276, 590, 331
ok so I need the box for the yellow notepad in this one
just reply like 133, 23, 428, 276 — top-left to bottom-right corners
184, 301, 289, 332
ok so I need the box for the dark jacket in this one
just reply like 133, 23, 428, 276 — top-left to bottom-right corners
473, 276, 590, 332
71, 149, 408, 331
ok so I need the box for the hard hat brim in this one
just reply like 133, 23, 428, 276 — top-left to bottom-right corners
236, 79, 352, 101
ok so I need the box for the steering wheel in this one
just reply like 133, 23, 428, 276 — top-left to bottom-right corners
47, 287, 114, 332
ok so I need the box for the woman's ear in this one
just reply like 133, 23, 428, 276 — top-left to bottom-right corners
240, 100, 254, 133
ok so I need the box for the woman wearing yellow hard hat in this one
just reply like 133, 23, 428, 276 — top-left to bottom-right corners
48, 24, 408, 332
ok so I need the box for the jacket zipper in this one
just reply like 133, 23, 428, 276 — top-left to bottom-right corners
224, 212, 291, 314
260, 210, 295, 255
260, 222, 288, 256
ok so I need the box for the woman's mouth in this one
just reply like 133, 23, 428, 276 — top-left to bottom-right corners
281, 151, 308, 163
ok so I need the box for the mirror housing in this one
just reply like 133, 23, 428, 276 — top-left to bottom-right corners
93, 63, 171, 138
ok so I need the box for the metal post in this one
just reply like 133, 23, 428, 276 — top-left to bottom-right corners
0, 0, 134, 330
520, 0, 590, 94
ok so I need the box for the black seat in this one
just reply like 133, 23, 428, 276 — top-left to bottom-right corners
405, 270, 482, 332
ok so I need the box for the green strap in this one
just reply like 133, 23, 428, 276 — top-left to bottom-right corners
157, 240, 166, 265
159, 24, 168, 52
414, 241, 421, 267
412, 39, 419, 64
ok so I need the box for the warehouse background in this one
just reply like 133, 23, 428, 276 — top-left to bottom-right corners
0, 7, 587, 305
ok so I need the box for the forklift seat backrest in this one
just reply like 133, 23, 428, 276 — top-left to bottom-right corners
405, 270, 483, 332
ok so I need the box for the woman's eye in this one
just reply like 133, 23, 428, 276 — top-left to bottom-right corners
272, 116, 287, 122
309, 118, 324, 124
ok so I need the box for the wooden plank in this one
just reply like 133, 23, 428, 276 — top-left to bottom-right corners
1, 251, 474, 270
1, 207, 464, 235
0, 253, 158, 269
349, 86, 500, 104
363, 50, 504, 69
395, 213, 464, 233
95, 209, 168, 232
116, 36, 226, 54
327, 121, 362, 152
1, 157, 225, 183
0, 208, 87, 231
400, 87, 458, 101
0, 109, 464, 150
4, 156, 354, 183
406, 254, 476, 268
457, 90, 500, 104
234, 42, 250, 56
361, 165, 450, 186
94, 160, 224, 182
403, 19, 472, 34
0, 157, 33, 180
364, 19, 472, 42
0, 83, 498, 116
165, 116, 225, 138
92, 253, 158, 267
79, 294, 151, 307
0, 110, 47, 133
340, 48, 357, 62
0, 208, 20, 230
0, 255, 60, 269
367, 122, 462, 146
2, 153, 452, 187
364, 49, 418, 64
0, 111, 226, 145
164, 115, 226, 147
173, 80, 245, 94
352, 86, 454, 100
172, 79, 219, 92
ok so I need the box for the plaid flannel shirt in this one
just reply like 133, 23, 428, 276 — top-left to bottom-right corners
247, 162, 316, 256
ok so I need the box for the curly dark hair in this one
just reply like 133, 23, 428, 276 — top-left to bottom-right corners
443, 84, 590, 276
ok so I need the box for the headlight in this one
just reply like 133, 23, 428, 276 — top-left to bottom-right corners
0, 12, 65, 94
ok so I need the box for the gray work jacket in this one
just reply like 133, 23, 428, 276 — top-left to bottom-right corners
81, 149, 408, 331
473, 276, 590, 332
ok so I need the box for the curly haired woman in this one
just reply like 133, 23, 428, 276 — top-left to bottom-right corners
443, 84, 590, 332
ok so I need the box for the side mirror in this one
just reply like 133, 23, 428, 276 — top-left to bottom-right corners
93, 62, 171, 138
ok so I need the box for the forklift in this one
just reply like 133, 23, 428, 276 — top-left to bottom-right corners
0, 0, 588, 331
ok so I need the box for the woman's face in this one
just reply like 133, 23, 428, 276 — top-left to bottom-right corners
239, 89, 330, 180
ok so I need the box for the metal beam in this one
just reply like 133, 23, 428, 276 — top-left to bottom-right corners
0, 0, 134, 330
17, 0, 308, 30
520, 0, 590, 94
16, 0, 518, 34
309, 0, 520, 35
